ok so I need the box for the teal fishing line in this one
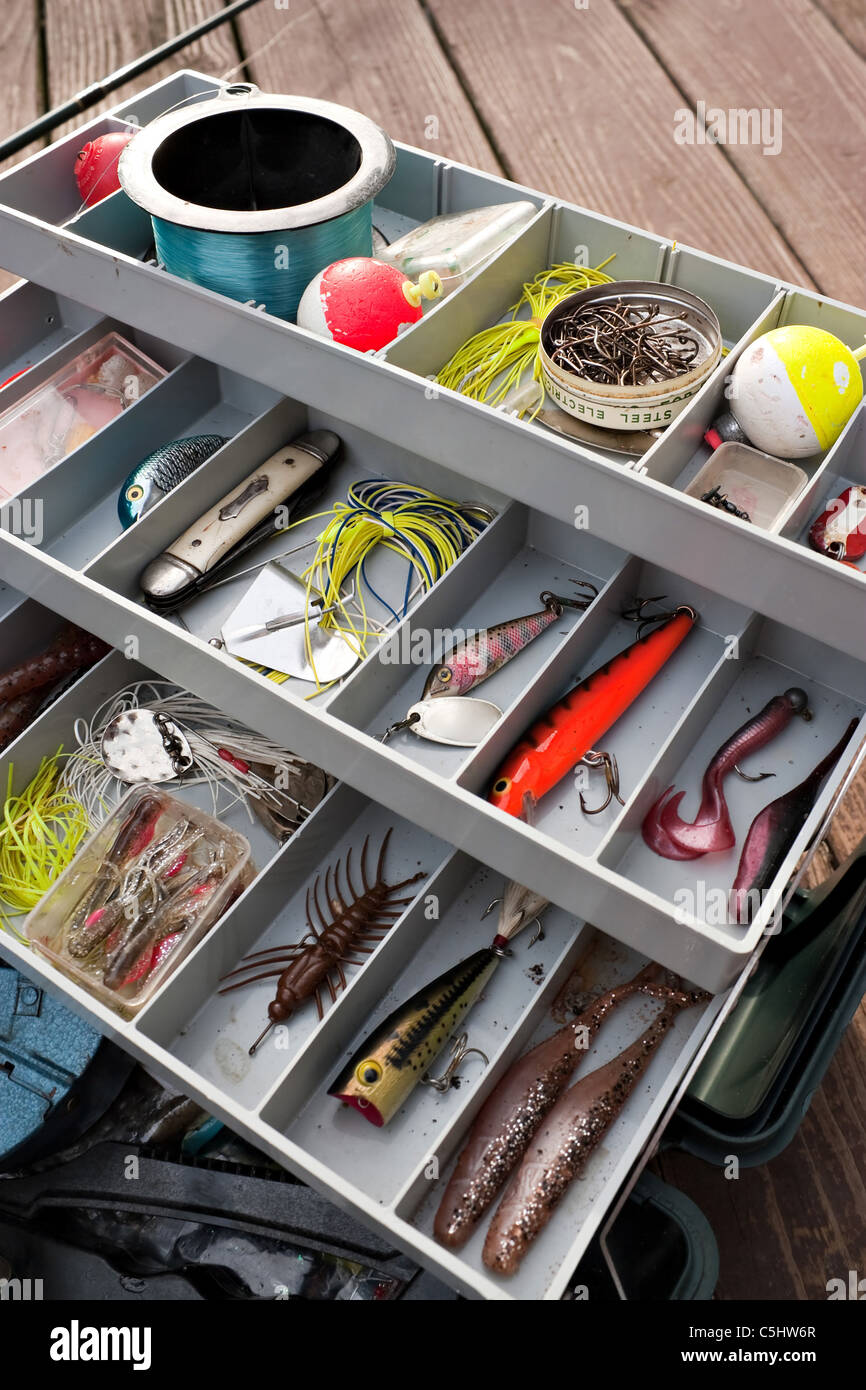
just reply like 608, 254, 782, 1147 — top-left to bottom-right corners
152, 201, 374, 321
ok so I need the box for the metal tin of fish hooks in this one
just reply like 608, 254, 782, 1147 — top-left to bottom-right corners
538, 281, 722, 432
101, 708, 194, 783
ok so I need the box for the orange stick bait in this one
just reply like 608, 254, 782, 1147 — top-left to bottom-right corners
488, 606, 698, 819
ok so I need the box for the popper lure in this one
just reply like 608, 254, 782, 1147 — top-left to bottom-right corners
328, 879, 550, 1127
642, 687, 812, 859
488, 600, 698, 820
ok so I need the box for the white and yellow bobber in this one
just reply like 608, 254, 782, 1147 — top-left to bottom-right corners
730, 325, 865, 458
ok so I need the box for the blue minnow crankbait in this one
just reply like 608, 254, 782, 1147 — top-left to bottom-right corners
118, 434, 228, 527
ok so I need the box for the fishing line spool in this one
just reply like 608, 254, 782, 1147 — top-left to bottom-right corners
118, 84, 396, 321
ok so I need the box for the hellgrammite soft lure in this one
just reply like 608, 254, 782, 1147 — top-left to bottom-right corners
218, 829, 426, 1055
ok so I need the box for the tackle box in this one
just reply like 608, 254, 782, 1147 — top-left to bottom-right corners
0, 69, 864, 1301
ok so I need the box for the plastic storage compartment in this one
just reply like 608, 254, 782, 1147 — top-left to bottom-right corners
26, 783, 254, 1017
684, 442, 808, 530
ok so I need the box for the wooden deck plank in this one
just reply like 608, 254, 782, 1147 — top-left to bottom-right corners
43, 0, 242, 140
423, 0, 812, 286
814, 0, 866, 58
622, 0, 866, 306
235, 0, 500, 171
0, 0, 43, 288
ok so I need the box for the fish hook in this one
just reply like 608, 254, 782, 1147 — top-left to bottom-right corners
579, 749, 626, 815
540, 579, 599, 614
421, 1032, 489, 1092
481, 902, 545, 950
732, 764, 775, 783
621, 595, 697, 639
381, 711, 421, 742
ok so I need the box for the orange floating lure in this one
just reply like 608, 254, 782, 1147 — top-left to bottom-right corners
489, 605, 698, 819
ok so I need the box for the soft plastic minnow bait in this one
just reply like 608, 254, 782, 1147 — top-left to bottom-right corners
433, 962, 696, 1250
642, 687, 812, 859
488, 601, 697, 820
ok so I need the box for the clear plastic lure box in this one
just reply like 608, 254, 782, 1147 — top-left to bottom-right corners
0, 328, 166, 499
0, 70, 863, 1300
26, 783, 254, 1018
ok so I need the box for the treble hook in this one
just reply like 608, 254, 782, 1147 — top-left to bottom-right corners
540, 579, 599, 614
421, 1032, 489, 1092
579, 749, 626, 814
480, 900, 544, 949
380, 711, 421, 742
621, 595, 698, 639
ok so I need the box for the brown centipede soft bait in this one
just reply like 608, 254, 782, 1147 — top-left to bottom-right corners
218, 828, 426, 1055
0, 623, 110, 707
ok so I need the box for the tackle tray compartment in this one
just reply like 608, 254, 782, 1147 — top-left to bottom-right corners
0, 67, 863, 1300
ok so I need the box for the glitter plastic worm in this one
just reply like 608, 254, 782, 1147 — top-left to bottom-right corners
433, 964, 699, 1251
482, 987, 708, 1276
641, 687, 812, 860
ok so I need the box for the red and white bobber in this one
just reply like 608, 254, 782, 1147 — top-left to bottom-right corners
75, 132, 136, 207
297, 257, 442, 351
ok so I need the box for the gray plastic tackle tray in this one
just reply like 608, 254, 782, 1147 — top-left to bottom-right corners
0, 70, 863, 1300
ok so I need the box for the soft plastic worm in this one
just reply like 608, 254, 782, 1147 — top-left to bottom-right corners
0, 624, 109, 705
641, 688, 811, 859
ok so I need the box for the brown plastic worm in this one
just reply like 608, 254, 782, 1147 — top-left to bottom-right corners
0, 623, 110, 706
0, 689, 48, 753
